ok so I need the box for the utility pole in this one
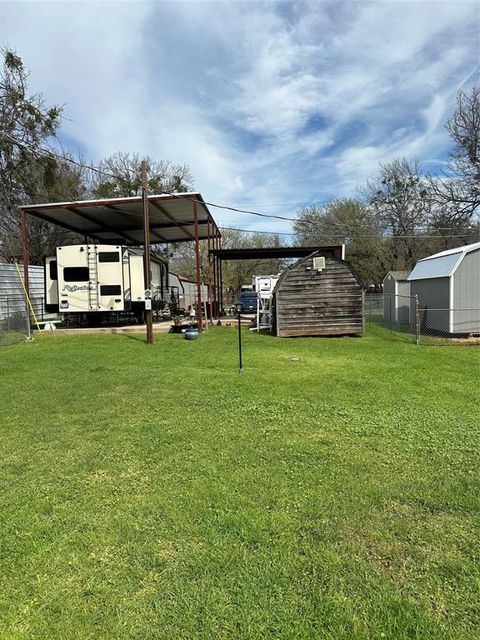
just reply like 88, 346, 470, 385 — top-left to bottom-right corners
142, 160, 154, 344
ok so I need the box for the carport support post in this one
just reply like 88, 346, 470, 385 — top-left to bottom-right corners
212, 236, 217, 318
216, 224, 222, 315
193, 198, 203, 332
214, 235, 219, 316
219, 238, 224, 315
207, 217, 213, 324
141, 161, 154, 344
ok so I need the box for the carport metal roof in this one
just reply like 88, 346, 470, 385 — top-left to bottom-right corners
209, 245, 345, 261
21, 192, 220, 245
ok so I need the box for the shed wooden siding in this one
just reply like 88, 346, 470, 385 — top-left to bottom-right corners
274, 255, 364, 337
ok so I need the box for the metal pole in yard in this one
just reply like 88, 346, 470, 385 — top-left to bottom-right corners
236, 304, 244, 374
141, 160, 154, 345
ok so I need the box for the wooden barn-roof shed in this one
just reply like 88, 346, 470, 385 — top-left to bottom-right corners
272, 251, 364, 337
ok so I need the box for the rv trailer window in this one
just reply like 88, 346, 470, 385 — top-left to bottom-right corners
63, 267, 89, 282
100, 285, 121, 295
98, 252, 120, 263
49, 260, 57, 280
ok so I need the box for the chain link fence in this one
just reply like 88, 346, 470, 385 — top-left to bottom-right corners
0, 292, 62, 346
417, 307, 480, 345
0, 295, 32, 345
365, 293, 480, 346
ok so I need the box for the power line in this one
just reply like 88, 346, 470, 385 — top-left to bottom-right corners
2, 129, 479, 239
0, 130, 120, 180
172, 192, 478, 233
219, 226, 295, 236
219, 226, 477, 239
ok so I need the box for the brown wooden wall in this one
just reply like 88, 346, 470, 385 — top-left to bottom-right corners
274, 255, 364, 337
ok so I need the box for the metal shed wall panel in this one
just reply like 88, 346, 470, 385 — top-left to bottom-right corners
383, 273, 395, 322
383, 272, 411, 322
410, 277, 450, 333
0, 264, 46, 321
453, 248, 480, 333
396, 279, 412, 323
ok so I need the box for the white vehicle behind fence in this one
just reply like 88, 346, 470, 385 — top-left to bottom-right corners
252, 274, 280, 298
248, 273, 281, 330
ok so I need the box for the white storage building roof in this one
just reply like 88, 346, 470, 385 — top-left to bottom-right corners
408, 242, 480, 281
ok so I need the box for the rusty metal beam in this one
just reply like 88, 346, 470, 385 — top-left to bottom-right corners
142, 162, 153, 344
103, 204, 168, 243
150, 199, 195, 241
81, 220, 201, 234
193, 198, 203, 332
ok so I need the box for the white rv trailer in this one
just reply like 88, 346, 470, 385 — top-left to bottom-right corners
45, 244, 168, 320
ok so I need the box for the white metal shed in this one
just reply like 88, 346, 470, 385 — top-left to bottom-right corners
383, 270, 411, 323
408, 242, 480, 334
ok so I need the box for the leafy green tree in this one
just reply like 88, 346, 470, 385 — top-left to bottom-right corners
0, 48, 86, 263
294, 198, 388, 285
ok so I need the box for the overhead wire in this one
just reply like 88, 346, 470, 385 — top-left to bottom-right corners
2, 129, 479, 239
219, 226, 477, 239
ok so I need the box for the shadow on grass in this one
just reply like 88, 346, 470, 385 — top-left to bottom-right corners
119, 333, 148, 344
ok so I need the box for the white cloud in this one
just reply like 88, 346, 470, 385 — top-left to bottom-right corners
0, 0, 478, 234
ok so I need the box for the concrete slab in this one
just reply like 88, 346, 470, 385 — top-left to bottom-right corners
36, 321, 174, 335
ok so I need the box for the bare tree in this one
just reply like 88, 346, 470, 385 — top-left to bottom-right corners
169, 229, 287, 301
427, 86, 480, 220
361, 158, 430, 269
88, 151, 194, 198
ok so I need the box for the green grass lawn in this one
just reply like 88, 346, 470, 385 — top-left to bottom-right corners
0, 326, 479, 639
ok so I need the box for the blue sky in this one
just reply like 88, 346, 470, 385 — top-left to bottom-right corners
1, 0, 479, 233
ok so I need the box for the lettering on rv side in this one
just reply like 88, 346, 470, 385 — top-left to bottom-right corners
61, 285, 94, 293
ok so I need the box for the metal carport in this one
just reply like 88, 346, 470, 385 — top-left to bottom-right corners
19, 192, 222, 337
209, 245, 345, 309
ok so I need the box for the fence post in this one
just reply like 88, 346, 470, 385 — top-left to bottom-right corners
415, 294, 420, 346
6, 298, 10, 331
389, 293, 393, 333
25, 299, 32, 341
